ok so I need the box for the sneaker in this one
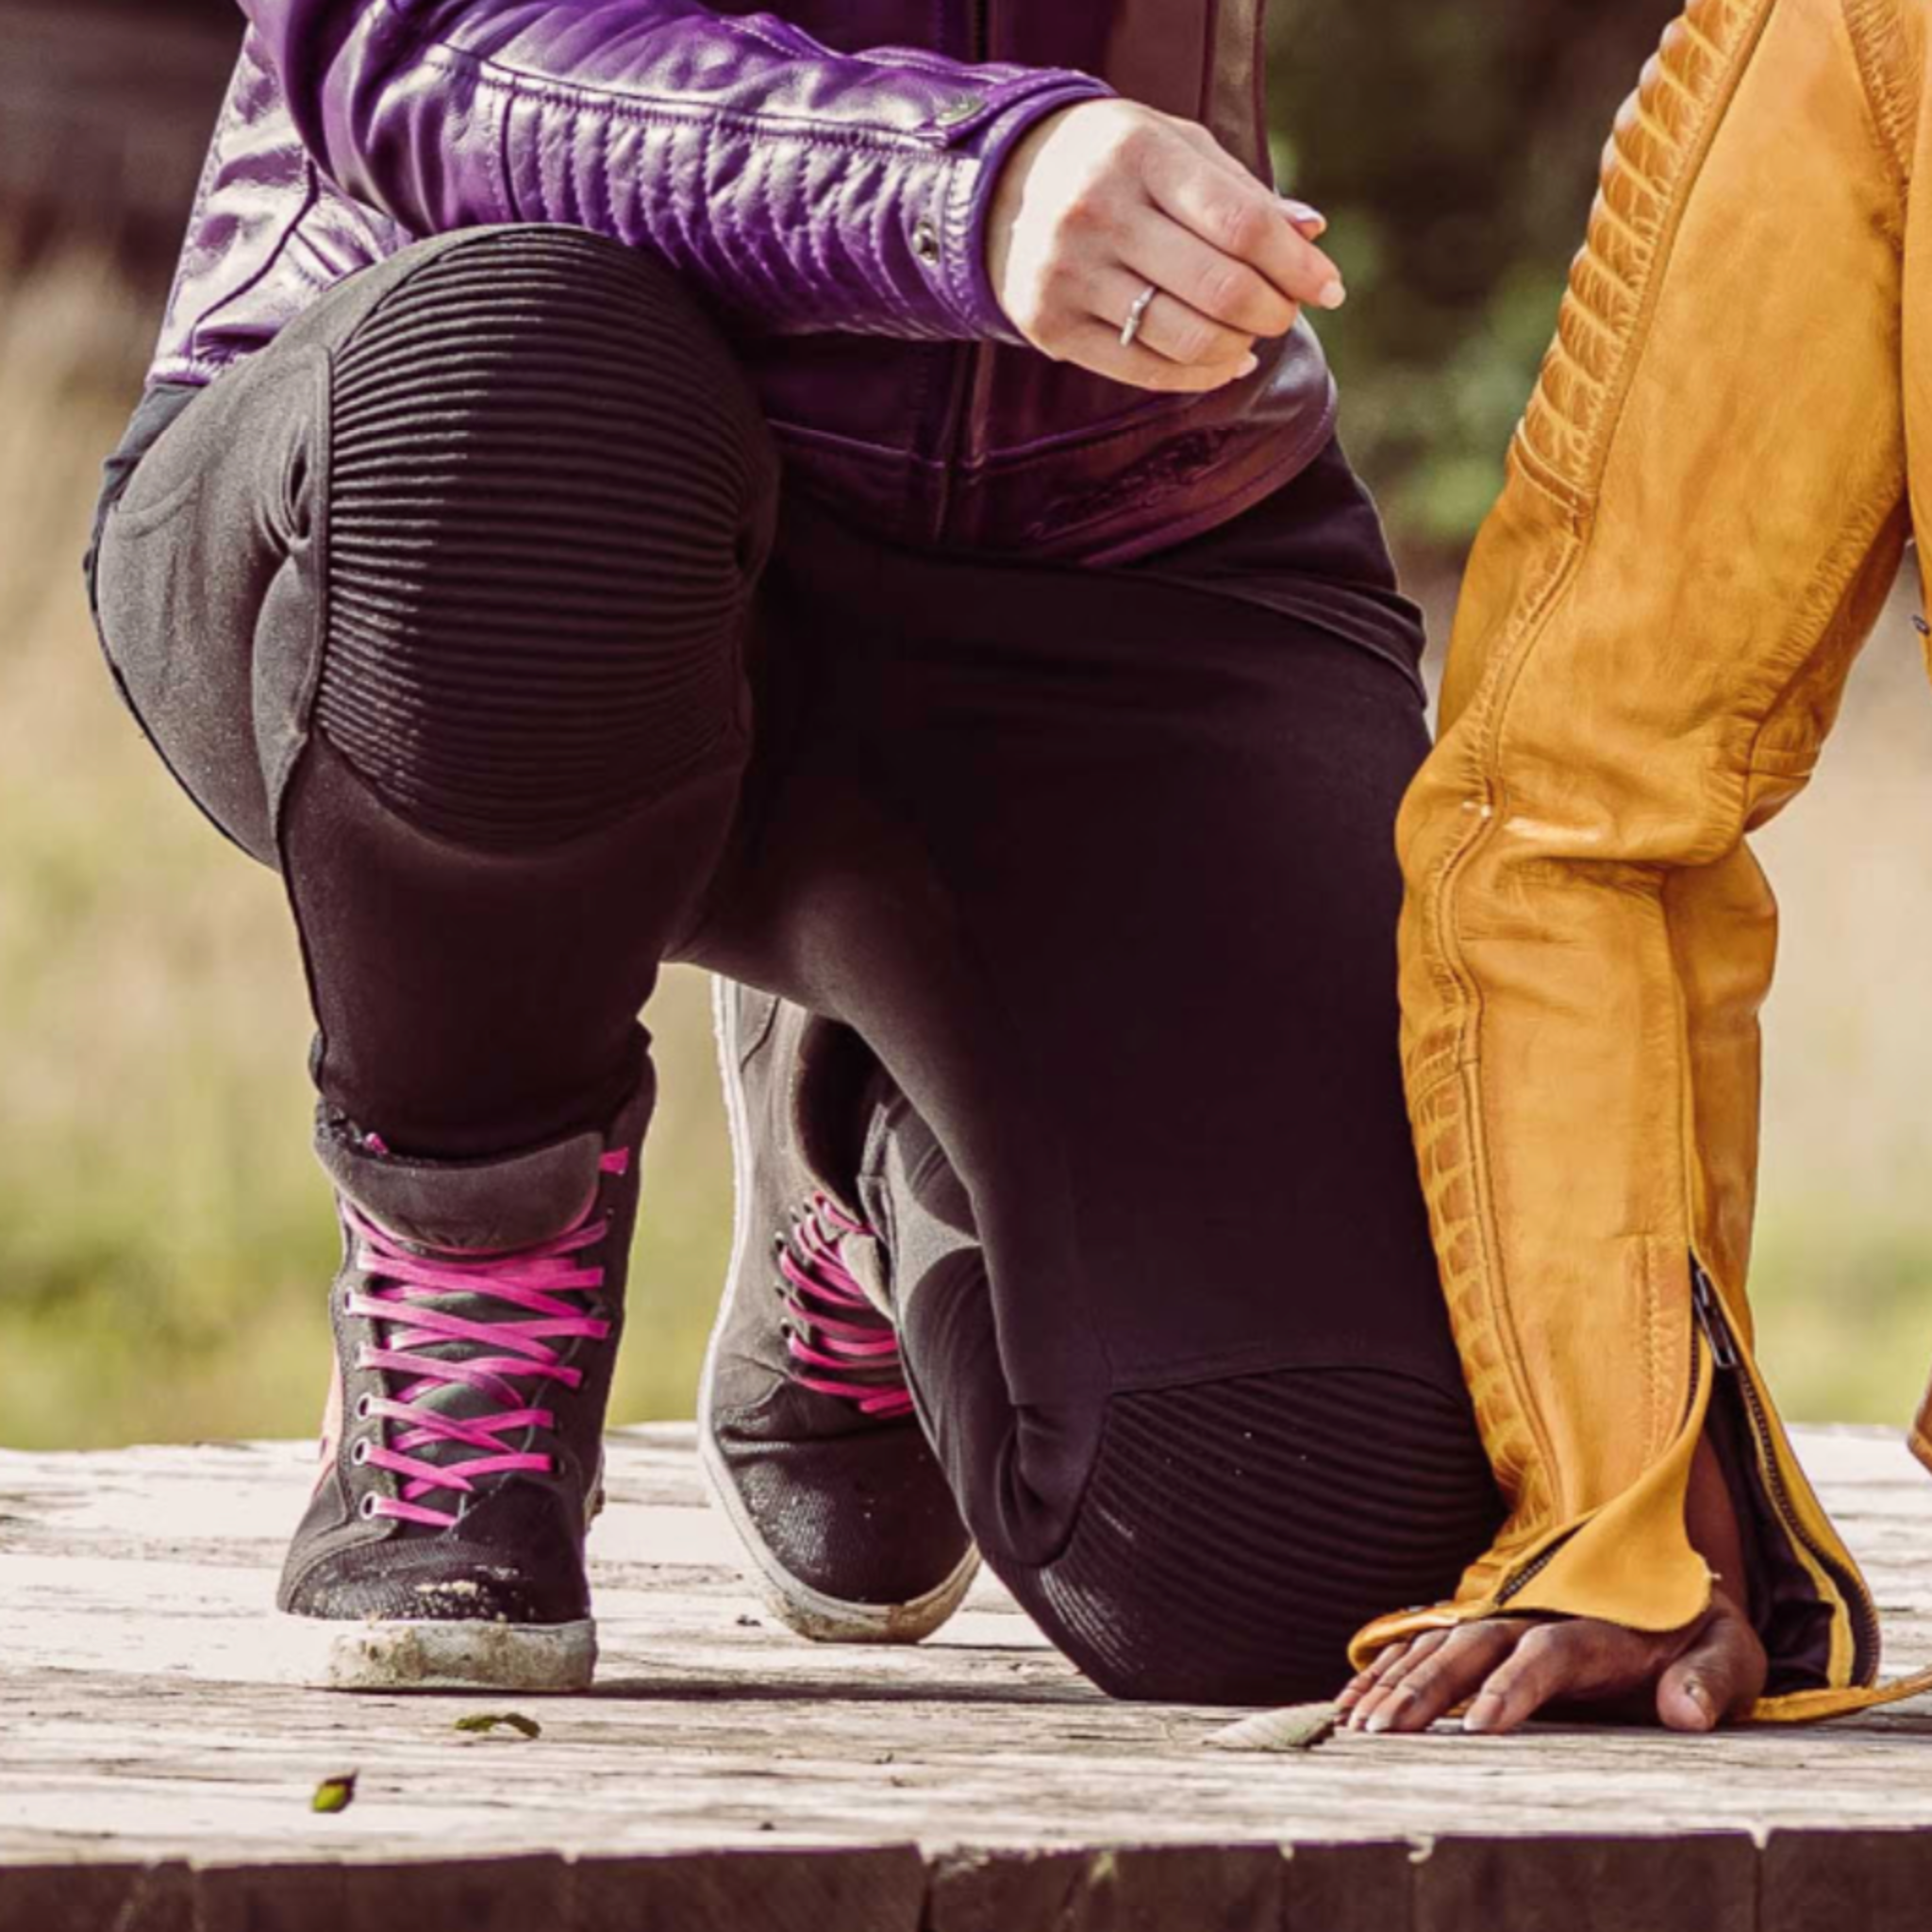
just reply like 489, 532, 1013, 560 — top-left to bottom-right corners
700, 980, 978, 1642
275, 1078, 651, 1691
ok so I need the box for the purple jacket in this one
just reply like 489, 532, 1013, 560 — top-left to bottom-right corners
151, 0, 1337, 562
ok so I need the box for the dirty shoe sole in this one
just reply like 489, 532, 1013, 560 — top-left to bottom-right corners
282, 1613, 597, 1691
697, 1427, 981, 1644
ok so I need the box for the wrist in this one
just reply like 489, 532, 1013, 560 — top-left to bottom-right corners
957, 85, 1112, 341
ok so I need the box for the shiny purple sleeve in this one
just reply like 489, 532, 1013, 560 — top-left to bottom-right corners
233, 0, 1114, 340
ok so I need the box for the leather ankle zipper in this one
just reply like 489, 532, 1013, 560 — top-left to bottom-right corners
1691, 1251, 1879, 1682
1495, 1258, 1730, 1606
1691, 1259, 1740, 1370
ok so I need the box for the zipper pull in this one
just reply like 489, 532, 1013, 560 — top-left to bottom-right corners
1691, 1259, 1740, 1371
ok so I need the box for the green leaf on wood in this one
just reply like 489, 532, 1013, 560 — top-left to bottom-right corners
454, 1711, 542, 1740
310, 1774, 358, 1813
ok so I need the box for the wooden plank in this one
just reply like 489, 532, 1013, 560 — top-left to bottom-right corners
1759, 1828, 1932, 1932
1413, 1834, 1759, 1932
1283, 1841, 1417, 1932
4, 1424, 1932, 1927
575, 1848, 927, 1932
196, 1863, 356, 1932
0, 1862, 192, 1932
927, 1846, 1285, 1932
336, 1855, 571, 1932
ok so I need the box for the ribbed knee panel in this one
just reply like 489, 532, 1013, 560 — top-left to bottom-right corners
1013, 1368, 1503, 1705
315, 227, 776, 850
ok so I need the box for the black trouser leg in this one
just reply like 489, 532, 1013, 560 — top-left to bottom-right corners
94, 226, 777, 1154
691, 516, 1505, 1704
860, 1081, 1501, 1704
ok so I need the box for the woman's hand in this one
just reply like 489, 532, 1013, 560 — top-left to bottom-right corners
1337, 1438, 1769, 1735
985, 99, 1345, 392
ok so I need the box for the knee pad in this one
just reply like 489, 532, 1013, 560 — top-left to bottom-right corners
1009, 1367, 1504, 1706
314, 226, 777, 850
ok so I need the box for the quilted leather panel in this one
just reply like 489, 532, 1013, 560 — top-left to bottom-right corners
1411, 1072, 1553, 1569
1517, 0, 1764, 497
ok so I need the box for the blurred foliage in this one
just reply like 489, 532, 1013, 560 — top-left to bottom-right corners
1268, 0, 1676, 554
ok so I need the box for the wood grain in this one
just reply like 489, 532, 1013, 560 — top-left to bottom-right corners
4, 1424, 1932, 1929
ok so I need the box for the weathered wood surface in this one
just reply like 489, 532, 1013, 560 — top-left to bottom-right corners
5, 1424, 1932, 1929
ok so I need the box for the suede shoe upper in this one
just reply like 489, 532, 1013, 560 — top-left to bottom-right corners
278, 1077, 651, 1627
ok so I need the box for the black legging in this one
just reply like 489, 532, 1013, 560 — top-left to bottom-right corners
93, 224, 1502, 1703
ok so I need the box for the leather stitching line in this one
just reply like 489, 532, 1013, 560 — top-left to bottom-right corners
1842, 0, 1915, 194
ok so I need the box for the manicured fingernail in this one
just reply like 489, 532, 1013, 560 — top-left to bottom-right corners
1236, 351, 1259, 377
1315, 279, 1347, 310
1684, 1678, 1716, 1724
1462, 1701, 1497, 1734
1279, 196, 1327, 231
1362, 1709, 1394, 1735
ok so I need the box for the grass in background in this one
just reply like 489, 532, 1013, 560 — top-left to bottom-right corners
3, 223, 1931, 1449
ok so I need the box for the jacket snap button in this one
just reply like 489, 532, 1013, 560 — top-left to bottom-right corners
911, 218, 941, 265
933, 93, 981, 125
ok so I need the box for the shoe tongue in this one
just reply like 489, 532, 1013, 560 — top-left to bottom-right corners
318, 1120, 605, 1255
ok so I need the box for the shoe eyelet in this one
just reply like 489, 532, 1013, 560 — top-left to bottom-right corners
350, 1439, 371, 1467
358, 1493, 379, 1521
354, 1393, 374, 1421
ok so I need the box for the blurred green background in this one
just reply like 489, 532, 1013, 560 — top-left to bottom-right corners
3, 0, 1929, 1450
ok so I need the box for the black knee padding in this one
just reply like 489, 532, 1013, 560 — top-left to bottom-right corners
314, 226, 777, 849
1009, 1367, 1504, 1706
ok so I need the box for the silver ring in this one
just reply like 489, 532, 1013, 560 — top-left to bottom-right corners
1120, 281, 1158, 350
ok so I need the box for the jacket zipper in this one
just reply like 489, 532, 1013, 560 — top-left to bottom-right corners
1495, 1255, 1876, 1667
1690, 1260, 1740, 1370
1690, 1254, 1879, 1677
1495, 1538, 1566, 1606
931, 0, 994, 543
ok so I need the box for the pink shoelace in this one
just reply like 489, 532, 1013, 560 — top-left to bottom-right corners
341, 1147, 629, 1527
777, 1192, 914, 1420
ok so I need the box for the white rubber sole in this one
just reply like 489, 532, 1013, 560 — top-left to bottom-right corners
283, 1614, 598, 1692
698, 976, 980, 1646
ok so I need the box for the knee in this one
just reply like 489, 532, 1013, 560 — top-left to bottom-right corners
1003, 1369, 1504, 1707
313, 227, 775, 849
334, 225, 777, 514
